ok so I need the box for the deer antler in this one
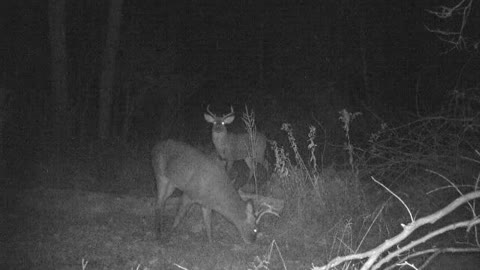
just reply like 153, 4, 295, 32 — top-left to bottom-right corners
206, 104, 217, 117
223, 106, 235, 118
255, 202, 280, 224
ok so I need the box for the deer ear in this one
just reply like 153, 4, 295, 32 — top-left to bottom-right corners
223, 115, 235, 124
204, 113, 215, 123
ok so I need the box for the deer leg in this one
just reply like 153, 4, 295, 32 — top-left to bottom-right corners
172, 195, 193, 229
155, 177, 175, 240
202, 207, 213, 242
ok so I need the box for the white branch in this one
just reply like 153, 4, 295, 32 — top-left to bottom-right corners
313, 191, 480, 270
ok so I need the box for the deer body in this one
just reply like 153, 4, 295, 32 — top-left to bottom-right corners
152, 139, 257, 243
204, 106, 267, 178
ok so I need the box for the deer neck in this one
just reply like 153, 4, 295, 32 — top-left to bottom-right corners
212, 129, 229, 156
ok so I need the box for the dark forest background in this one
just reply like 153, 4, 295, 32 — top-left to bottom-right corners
2, 1, 480, 268
1, 0, 479, 187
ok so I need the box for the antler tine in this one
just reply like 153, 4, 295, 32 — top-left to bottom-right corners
206, 104, 216, 117
255, 203, 280, 224
223, 105, 235, 118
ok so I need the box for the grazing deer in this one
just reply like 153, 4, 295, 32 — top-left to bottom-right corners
204, 106, 267, 179
152, 139, 257, 243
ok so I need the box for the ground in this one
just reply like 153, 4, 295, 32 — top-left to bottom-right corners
3, 187, 479, 270
3, 187, 302, 270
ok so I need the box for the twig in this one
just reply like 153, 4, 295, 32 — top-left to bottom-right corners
371, 176, 413, 223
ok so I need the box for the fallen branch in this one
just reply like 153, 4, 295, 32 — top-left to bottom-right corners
312, 190, 480, 270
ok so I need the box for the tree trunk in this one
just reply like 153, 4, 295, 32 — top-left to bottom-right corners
98, 0, 124, 139
48, 0, 69, 143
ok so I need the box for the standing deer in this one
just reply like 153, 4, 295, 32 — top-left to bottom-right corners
204, 106, 267, 180
152, 139, 257, 243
